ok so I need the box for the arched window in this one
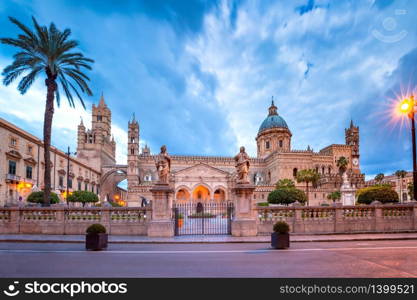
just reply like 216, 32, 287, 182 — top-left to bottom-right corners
293, 168, 298, 177
265, 141, 270, 149
328, 167, 331, 174
131, 137, 135, 143
130, 148, 135, 155
322, 166, 325, 174
279, 140, 283, 148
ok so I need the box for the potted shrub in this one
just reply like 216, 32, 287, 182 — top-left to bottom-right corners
178, 213, 184, 228
85, 223, 108, 251
271, 221, 290, 249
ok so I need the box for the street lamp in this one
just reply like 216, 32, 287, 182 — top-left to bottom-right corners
398, 95, 417, 201
66, 146, 77, 205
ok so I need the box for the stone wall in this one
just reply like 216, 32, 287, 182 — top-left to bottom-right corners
0, 207, 149, 235
257, 203, 417, 235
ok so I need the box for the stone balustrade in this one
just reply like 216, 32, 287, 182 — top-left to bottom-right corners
0, 207, 150, 235
256, 203, 417, 235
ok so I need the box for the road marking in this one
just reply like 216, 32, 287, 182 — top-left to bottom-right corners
1, 246, 417, 254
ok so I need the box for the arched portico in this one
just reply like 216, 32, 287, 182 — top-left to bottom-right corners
192, 184, 211, 202
175, 186, 191, 204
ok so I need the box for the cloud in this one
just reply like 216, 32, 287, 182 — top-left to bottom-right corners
1, 0, 417, 179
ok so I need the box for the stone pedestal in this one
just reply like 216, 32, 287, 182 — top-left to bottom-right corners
231, 184, 257, 237
147, 183, 174, 237
341, 182, 356, 206
340, 172, 356, 206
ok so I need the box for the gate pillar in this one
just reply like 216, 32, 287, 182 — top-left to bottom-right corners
147, 183, 175, 237
231, 184, 257, 237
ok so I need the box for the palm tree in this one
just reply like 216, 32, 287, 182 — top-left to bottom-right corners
296, 169, 320, 206
374, 173, 385, 184
336, 156, 349, 174
395, 170, 407, 202
327, 191, 341, 203
1, 17, 94, 205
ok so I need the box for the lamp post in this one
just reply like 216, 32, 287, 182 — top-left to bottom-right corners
399, 95, 417, 201
66, 146, 77, 205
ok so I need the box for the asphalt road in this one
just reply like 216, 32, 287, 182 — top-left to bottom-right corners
1, 240, 417, 277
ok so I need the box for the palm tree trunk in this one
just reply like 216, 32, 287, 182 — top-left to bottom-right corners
306, 182, 309, 206
43, 73, 57, 206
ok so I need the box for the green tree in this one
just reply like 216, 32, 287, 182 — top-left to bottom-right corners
275, 178, 295, 189
356, 186, 399, 204
395, 170, 407, 202
336, 156, 349, 173
327, 191, 341, 203
27, 191, 59, 204
1, 17, 94, 206
374, 173, 385, 184
67, 191, 99, 207
267, 188, 307, 206
295, 169, 320, 206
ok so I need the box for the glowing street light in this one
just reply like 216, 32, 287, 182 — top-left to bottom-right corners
398, 95, 417, 201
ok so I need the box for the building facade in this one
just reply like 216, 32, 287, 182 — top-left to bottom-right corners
0, 95, 128, 207
126, 101, 365, 206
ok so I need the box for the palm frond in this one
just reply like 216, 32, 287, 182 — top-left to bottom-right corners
2, 16, 94, 108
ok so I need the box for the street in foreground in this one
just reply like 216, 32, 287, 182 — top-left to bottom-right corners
1, 240, 417, 278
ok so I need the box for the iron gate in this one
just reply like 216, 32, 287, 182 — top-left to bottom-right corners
173, 202, 234, 235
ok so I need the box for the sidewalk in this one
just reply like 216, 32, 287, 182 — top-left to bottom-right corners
1, 232, 417, 244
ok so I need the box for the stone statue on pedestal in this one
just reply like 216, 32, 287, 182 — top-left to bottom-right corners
234, 146, 250, 184
155, 145, 171, 184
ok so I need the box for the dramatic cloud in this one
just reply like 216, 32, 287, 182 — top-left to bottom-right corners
0, 0, 417, 178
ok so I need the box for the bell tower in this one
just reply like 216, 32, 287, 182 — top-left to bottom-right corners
76, 94, 116, 171
345, 120, 360, 173
127, 113, 140, 186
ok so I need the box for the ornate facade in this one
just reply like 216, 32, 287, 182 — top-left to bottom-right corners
126, 101, 365, 206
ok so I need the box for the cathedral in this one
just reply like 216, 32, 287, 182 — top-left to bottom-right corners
122, 100, 365, 207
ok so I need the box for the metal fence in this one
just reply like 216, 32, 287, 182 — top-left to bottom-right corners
173, 202, 234, 235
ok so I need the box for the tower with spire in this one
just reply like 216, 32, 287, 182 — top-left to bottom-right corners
127, 112, 140, 186
76, 94, 116, 169
345, 120, 360, 173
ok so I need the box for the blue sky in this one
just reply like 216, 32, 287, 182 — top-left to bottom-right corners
0, 0, 417, 179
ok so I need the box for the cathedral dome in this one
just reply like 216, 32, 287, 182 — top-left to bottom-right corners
258, 100, 289, 134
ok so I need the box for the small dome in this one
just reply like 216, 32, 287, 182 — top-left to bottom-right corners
258, 100, 289, 134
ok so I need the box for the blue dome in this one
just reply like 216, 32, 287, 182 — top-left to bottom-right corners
258, 115, 289, 133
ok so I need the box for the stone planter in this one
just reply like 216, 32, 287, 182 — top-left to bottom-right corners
86, 233, 108, 250
271, 232, 289, 249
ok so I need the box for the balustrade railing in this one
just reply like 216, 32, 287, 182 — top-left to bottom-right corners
256, 203, 417, 234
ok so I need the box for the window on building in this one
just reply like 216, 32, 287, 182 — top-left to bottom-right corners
68, 178, 73, 188
10, 137, 17, 147
26, 166, 32, 179
8, 160, 16, 175
131, 148, 135, 155
265, 141, 270, 149
322, 167, 325, 174
328, 167, 331, 174
293, 168, 298, 177
96, 185, 100, 194
91, 185, 94, 192
89, 135, 93, 143
279, 140, 283, 148
84, 183, 88, 191
59, 176, 64, 187
27, 145, 33, 155
78, 181, 82, 191
131, 137, 135, 143
97, 115, 102, 121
